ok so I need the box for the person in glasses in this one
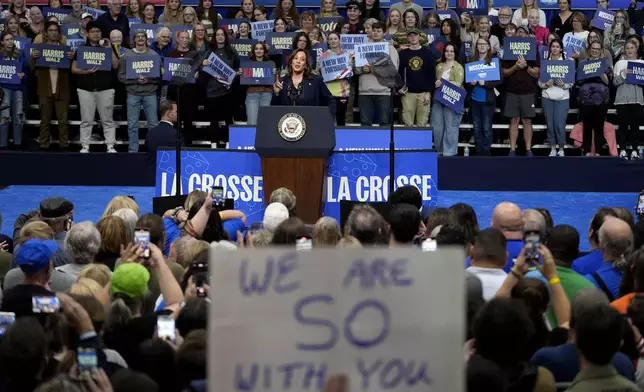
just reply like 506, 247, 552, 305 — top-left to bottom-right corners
491, 6, 512, 45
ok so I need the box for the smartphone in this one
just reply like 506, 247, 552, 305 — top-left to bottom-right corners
212, 186, 224, 209
636, 190, 644, 216
524, 233, 541, 261
0, 312, 15, 335
157, 315, 176, 342
77, 348, 98, 379
135, 230, 150, 258
32, 296, 61, 313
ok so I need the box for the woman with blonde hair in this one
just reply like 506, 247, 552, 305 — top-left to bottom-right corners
70, 277, 105, 299
313, 217, 342, 247
319, 0, 340, 17
79, 263, 112, 287
605, 10, 634, 61
19, 221, 55, 241
182, 6, 197, 27
95, 216, 131, 270
511, 0, 545, 28
386, 9, 403, 35
159, 0, 183, 25
102, 195, 140, 218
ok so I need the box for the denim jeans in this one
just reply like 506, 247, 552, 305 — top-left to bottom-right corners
359, 95, 390, 125
127, 94, 158, 153
471, 100, 495, 154
245, 91, 273, 126
431, 101, 462, 156
78, 89, 116, 148
542, 98, 569, 147
0, 89, 24, 147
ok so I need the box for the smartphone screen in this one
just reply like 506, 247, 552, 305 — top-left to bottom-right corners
637, 192, 644, 215
77, 348, 98, 379
157, 316, 176, 342
212, 186, 224, 208
0, 312, 15, 336
32, 296, 61, 313
135, 230, 150, 258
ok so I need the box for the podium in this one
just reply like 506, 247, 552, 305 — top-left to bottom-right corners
256, 106, 335, 224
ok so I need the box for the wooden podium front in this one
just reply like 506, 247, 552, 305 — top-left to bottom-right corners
255, 106, 335, 225
261, 157, 326, 224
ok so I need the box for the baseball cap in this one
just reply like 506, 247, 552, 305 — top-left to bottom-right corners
110, 263, 150, 300
346, 0, 360, 9
407, 27, 421, 36
81, 12, 94, 20
263, 202, 289, 232
16, 239, 58, 275
40, 197, 74, 218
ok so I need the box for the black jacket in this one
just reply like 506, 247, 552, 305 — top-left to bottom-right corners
273, 74, 336, 117
146, 121, 178, 166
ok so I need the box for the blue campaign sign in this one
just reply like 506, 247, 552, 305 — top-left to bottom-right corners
125, 55, 160, 79
423, 28, 441, 44
434, 80, 466, 113
212, 0, 628, 8
465, 58, 501, 82
128, 18, 141, 27
43, 7, 71, 21
228, 126, 433, 151
162, 57, 196, 83
320, 53, 353, 82
317, 17, 343, 35
340, 35, 368, 53
82, 6, 105, 19
34, 44, 71, 69
626, 61, 644, 85
502, 37, 537, 61
576, 58, 608, 81
67, 39, 84, 53
311, 42, 328, 69
14, 37, 31, 53
230, 39, 257, 61
240, 61, 275, 85
169, 25, 193, 42
266, 32, 296, 55
76, 46, 112, 71
591, 9, 615, 30
61, 24, 81, 37
539, 46, 549, 59
155, 149, 438, 222
563, 34, 586, 55
539, 60, 575, 83
250, 20, 274, 42
203, 52, 237, 85
0, 60, 22, 84
436, 10, 453, 20
219, 18, 249, 36
130, 24, 162, 43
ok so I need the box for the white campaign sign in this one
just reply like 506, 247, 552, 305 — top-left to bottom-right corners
208, 248, 465, 392
354, 42, 389, 67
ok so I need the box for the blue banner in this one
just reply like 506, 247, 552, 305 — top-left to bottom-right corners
434, 80, 465, 113
539, 60, 575, 83
61, 23, 81, 37
76, 46, 112, 71
317, 17, 343, 35
626, 61, 644, 85
169, 25, 193, 42
539, 46, 549, 60
436, 10, 453, 20
128, 17, 141, 27
0, 60, 22, 84
240, 60, 275, 85
576, 58, 608, 81
266, 32, 296, 55
219, 18, 249, 36
82, 6, 105, 19
130, 23, 162, 43
162, 57, 196, 83
155, 149, 438, 223
320, 53, 352, 82
125, 55, 160, 79
311, 42, 328, 69
340, 34, 368, 53
228, 126, 432, 151
465, 58, 500, 82
250, 20, 274, 41
34, 44, 71, 69
230, 39, 257, 61
563, 34, 586, 55
212, 0, 629, 8
14, 37, 31, 54
43, 7, 71, 21
202, 52, 237, 84
423, 28, 441, 44
502, 37, 537, 61
591, 9, 614, 30
67, 38, 84, 53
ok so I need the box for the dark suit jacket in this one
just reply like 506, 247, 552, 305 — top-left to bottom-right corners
273, 74, 336, 118
146, 121, 177, 166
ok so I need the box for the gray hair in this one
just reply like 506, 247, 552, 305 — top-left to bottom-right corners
500, 5, 512, 12
112, 208, 138, 237
364, 18, 379, 27
156, 26, 171, 40
522, 209, 547, 238
571, 287, 609, 326
64, 221, 101, 265
269, 187, 296, 214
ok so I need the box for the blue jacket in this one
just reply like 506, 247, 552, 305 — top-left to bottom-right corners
0, 49, 29, 91
572, 249, 604, 275
273, 74, 336, 118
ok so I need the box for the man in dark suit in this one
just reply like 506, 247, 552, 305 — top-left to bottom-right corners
146, 100, 178, 166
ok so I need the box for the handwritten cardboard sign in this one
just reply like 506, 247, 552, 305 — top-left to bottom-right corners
208, 248, 465, 392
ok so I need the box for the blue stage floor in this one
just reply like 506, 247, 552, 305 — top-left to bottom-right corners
0, 185, 637, 251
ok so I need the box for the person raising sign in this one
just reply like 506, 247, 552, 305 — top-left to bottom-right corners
273, 48, 336, 117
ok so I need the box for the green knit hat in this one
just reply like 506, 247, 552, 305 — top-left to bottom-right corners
110, 263, 150, 299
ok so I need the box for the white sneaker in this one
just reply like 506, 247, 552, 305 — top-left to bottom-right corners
80, 147, 89, 153
107, 146, 117, 153
557, 149, 564, 157
620, 150, 628, 160
549, 150, 557, 157
631, 150, 640, 160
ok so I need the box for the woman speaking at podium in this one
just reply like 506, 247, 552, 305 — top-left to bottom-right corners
273, 48, 336, 117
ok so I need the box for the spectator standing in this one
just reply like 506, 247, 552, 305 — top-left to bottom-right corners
572, 207, 617, 274
389, 0, 423, 22
57, 221, 101, 280
355, 22, 398, 126
4, 15, 27, 38
579, 29, 613, 68
511, 0, 546, 28
270, 0, 300, 28
146, 100, 178, 166
392, 9, 428, 50
613, 40, 644, 160
97, 0, 130, 47
8, 0, 29, 21
539, 38, 572, 157
191, 22, 209, 55
201, 27, 239, 148
628, 0, 644, 42
386, 9, 403, 35
466, 228, 508, 300
549, 0, 573, 38
158, 0, 184, 25
577, 40, 610, 156
433, 0, 459, 25
527, 9, 549, 46
150, 27, 173, 57
31, 22, 73, 151
344, 1, 364, 34
359, 0, 384, 22
196, 0, 217, 41
398, 28, 434, 127
142, 2, 159, 25
0, 31, 28, 151
562, 12, 589, 59
468, 37, 502, 156
470, 16, 500, 54
604, 10, 634, 62
431, 43, 464, 156
63, 0, 84, 24
318, 32, 351, 125
319, 0, 340, 17
126, 0, 143, 19
72, 21, 119, 154
491, 6, 512, 44
118, 31, 161, 153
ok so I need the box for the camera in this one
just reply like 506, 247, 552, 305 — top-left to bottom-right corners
212, 186, 224, 209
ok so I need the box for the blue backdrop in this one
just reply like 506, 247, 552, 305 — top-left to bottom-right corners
155, 149, 438, 224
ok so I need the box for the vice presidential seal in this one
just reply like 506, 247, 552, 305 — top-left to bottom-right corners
277, 113, 307, 142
